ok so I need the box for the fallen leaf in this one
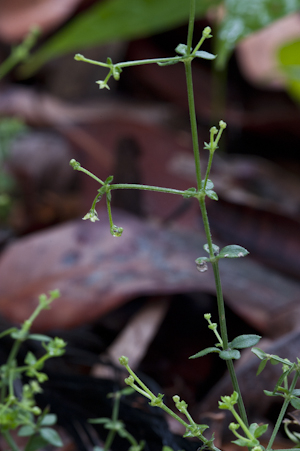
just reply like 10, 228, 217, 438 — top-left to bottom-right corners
0, 210, 299, 333
236, 13, 300, 89
0, 0, 84, 42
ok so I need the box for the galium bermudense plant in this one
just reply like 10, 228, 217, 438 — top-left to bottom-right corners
0, 290, 66, 451
70, 1, 300, 450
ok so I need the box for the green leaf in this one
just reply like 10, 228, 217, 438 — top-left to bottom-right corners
105, 175, 114, 184
291, 398, 300, 410
28, 334, 51, 342
89, 417, 110, 424
230, 334, 261, 349
253, 423, 268, 438
232, 438, 258, 447
219, 245, 249, 258
40, 414, 57, 426
252, 347, 267, 360
216, 0, 300, 70
256, 359, 267, 376
194, 50, 217, 60
263, 390, 278, 397
175, 43, 188, 56
189, 347, 220, 359
205, 189, 218, 201
0, 327, 18, 339
18, 425, 35, 437
273, 369, 292, 394
204, 243, 220, 255
219, 349, 241, 360
201, 179, 214, 190
278, 39, 300, 104
292, 389, 300, 396
24, 435, 49, 451
40, 428, 63, 447
21, 0, 221, 76
24, 351, 37, 366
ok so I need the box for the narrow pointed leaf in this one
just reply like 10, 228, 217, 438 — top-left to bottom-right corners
28, 334, 51, 342
189, 347, 220, 359
205, 189, 218, 201
252, 347, 267, 360
253, 423, 268, 438
194, 50, 217, 60
256, 359, 267, 376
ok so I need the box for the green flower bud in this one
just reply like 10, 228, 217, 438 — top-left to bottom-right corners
32, 406, 42, 415
203, 27, 212, 38
125, 376, 134, 386
219, 120, 227, 129
119, 356, 129, 366
69, 159, 81, 170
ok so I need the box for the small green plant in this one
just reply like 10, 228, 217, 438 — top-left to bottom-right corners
0, 26, 39, 222
70, 0, 300, 450
0, 290, 66, 451
89, 387, 145, 451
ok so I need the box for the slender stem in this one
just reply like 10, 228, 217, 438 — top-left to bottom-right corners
203, 151, 214, 190
109, 183, 188, 196
103, 394, 120, 451
187, 0, 195, 52
75, 54, 182, 69
2, 430, 20, 451
230, 408, 253, 440
266, 372, 299, 451
76, 166, 104, 185
184, 61, 202, 189
199, 171, 249, 427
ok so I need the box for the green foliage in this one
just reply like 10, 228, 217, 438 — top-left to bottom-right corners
0, 291, 65, 451
20, 0, 300, 77
216, 0, 300, 69
89, 388, 145, 451
0, 118, 27, 221
21, 0, 220, 77
278, 39, 300, 103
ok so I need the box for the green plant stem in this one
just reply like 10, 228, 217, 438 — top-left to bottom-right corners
75, 165, 104, 185
187, 0, 195, 52
199, 195, 248, 426
184, 61, 202, 188
75, 54, 182, 69
184, 0, 248, 424
104, 395, 120, 451
109, 183, 187, 196
2, 430, 20, 451
266, 372, 299, 451
0, 27, 39, 80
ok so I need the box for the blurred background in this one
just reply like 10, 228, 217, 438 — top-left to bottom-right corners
1, 0, 300, 450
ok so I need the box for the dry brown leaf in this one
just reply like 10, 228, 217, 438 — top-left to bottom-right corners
0, 210, 299, 333
92, 297, 170, 376
0, 0, 84, 42
236, 13, 300, 89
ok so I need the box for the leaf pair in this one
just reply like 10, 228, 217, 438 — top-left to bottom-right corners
190, 334, 261, 360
